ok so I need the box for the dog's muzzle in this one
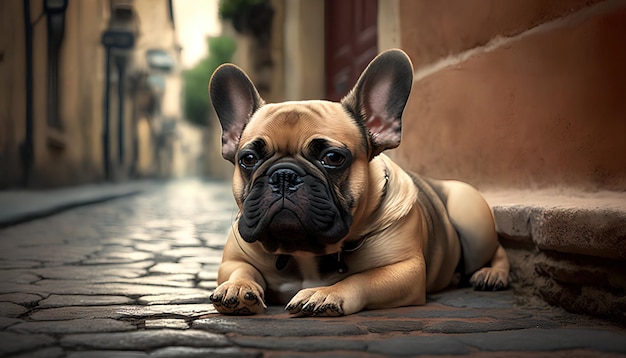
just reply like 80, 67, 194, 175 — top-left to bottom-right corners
238, 161, 351, 254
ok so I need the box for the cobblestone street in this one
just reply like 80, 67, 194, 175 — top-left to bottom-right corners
0, 180, 625, 357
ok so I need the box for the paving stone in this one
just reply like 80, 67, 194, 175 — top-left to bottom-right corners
361, 320, 424, 333
366, 335, 470, 356
193, 316, 367, 337
0, 331, 55, 356
196, 280, 217, 290
82, 251, 154, 264
232, 336, 368, 352
30, 304, 216, 321
7, 346, 65, 358
148, 263, 201, 275
160, 247, 218, 259
116, 304, 217, 319
0, 302, 28, 317
0, 271, 41, 284
429, 288, 516, 308
0, 316, 23, 329
144, 318, 189, 329
423, 318, 560, 333
0, 292, 42, 305
180, 255, 223, 265
38, 294, 134, 308
0, 260, 41, 269
109, 274, 196, 288
457, 328, 626, 352
8, 318, 136, 334
137, 292, 212, 305
149, 346, 260, 358
60, 329, 230, 350
134, 241, 172, 253
32, 281, 207, 296
66, 351, 148, 358
197, 270, 218, 281
28, 266, 147, 280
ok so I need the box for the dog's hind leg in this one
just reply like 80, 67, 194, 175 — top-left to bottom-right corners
430, 179, 510, 290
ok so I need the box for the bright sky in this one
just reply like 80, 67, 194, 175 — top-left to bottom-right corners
173, 0, 222, 69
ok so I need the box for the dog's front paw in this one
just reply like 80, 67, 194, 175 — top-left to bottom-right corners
470, 267, 509, 291
285, 288, 345, 317
210, 279, 266, 315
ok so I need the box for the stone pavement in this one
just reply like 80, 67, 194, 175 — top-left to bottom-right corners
0, 179, 625, 357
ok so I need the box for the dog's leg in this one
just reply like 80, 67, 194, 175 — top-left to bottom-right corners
209, 234, 268, 315
436, 180, 510, 290
470, 244, 510, 290
286, 255, 427, 316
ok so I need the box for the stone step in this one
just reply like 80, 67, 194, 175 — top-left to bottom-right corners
483, 190, 626, 323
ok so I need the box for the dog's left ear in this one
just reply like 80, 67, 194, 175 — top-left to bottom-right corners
342, 49, 413, 158
209, 64, 264, 163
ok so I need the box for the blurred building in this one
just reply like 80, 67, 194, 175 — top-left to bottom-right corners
0, 0, 201, 188
220, 0, 626, 191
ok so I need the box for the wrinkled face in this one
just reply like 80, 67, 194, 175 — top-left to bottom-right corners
232, 101, 370, 255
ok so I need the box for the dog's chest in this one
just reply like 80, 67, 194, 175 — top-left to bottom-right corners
265, 255, 345, 303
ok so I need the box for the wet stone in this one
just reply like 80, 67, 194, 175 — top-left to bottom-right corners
362, 320, 424, 333
0, 292, 42, 306
193, 317, 366, 337
144, 318, 189, 330
429, 288, 515, 308
0, 270, 41, 284
197, 270, 218, 281
0, 331, 55, 356
423, 318, 560, 333
8, 346, 65, 358
30, 265, 146, 280
9, 318, 136, 334
66, 351, 148, 358
367, 335, 470, 356
60, 329, 230, 350
137, 292, 212, 305
232, 336, 368, 353
33, 281, 206, 296
150, 346, 260, 358
457, 328, 626, 353
31, 304, 216, 321
0, 302, 28, 317
38, 294, 134, 307
148, 262, 201, 275
0, 316, 23, 329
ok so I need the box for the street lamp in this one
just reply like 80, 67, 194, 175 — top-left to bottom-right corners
43, 0, 68, 14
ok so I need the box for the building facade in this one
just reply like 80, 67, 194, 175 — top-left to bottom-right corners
0, 0, 187, 188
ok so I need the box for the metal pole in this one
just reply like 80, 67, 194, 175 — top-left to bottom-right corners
103, 46, 111, 180
22, 0, 34, 186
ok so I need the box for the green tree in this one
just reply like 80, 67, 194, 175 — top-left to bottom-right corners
183, 35, 236, 126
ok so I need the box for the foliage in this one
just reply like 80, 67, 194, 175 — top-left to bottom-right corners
218, 0, 263, 20
183, 36, 236, 126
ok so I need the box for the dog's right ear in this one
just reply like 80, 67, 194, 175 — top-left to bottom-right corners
209, 64, 264, 163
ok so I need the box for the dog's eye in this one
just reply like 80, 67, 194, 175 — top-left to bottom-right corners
321, 151, 346, 168
239, 153, 258, 169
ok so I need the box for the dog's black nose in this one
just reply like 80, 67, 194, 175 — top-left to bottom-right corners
268, 167, 304, 195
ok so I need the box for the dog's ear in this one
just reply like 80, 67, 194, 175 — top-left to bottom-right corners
341, 49, 413, 158
209, 64, 264, 163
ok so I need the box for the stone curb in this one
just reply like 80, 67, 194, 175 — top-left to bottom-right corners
0, 181, 160, 229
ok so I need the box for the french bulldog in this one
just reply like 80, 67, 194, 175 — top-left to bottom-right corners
208, 49, 509, 316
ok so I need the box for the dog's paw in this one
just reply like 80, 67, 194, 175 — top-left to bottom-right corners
209, 279, 266, 315
285, 288, 345, 317
470, 267, 509, 291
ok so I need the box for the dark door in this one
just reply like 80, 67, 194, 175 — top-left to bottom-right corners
324, 0, 378, 101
